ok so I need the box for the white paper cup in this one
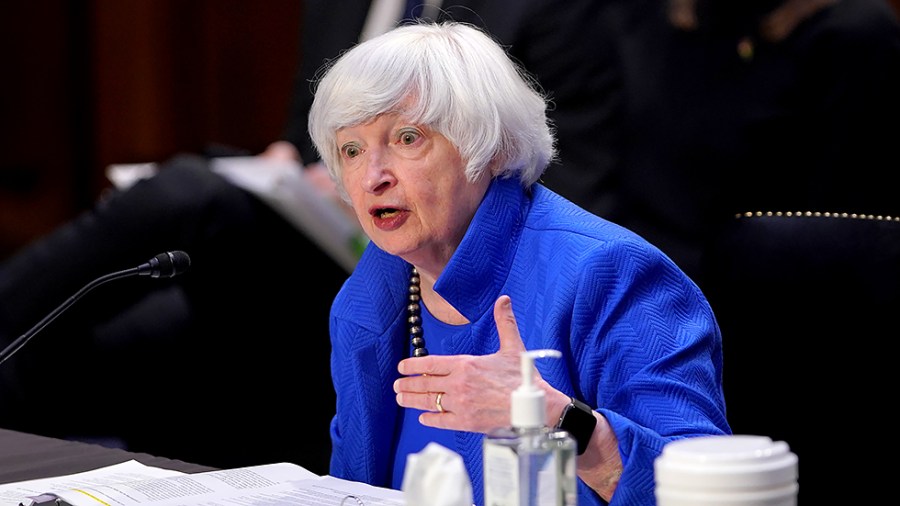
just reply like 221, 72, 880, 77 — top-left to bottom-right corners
654, 435, 798, 506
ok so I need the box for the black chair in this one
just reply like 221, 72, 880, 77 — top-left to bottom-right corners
702, 210, 900, 503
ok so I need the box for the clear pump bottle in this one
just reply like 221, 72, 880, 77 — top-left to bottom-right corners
483, 349, 578, 506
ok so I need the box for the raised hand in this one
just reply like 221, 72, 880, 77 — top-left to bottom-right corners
394, 295, 564, 433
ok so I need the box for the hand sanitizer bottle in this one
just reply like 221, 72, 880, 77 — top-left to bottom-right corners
483, 349, 578, 506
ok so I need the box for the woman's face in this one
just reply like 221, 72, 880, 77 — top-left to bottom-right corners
336, 112, 490, 269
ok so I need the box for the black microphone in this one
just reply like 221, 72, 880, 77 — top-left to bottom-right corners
0, 251, 191, 366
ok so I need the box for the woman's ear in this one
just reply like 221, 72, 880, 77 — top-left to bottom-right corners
484, 155, 506, 180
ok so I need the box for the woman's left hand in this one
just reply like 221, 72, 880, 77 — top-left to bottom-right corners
394, 295, 567, 433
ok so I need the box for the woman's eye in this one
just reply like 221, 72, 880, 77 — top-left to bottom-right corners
399, 130, 419, 145
341, 143, 361, 158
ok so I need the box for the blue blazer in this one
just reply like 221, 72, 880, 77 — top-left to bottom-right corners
328, 177, 730, 505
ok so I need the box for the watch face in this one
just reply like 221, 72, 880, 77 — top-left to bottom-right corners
559, 399, 597, 455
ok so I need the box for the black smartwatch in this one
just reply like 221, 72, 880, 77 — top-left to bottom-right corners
555, 397, 597, 455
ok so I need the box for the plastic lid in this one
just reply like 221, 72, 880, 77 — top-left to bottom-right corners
654, 435, 798, 492
510, 349, 561, 429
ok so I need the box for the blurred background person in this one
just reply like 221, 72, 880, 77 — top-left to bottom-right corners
601, 0, 900, 290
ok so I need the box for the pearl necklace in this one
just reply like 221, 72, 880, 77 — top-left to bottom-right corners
407, 267, 428, 357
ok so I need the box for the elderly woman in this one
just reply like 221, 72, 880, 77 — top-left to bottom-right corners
308, 21, 730, 505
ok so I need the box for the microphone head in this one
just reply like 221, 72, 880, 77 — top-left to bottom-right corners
143, 251, 192, 278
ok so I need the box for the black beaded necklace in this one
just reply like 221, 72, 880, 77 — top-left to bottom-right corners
407, 267, 428, 357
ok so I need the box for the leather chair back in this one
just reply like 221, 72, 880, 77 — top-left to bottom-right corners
702, 211, 900, 473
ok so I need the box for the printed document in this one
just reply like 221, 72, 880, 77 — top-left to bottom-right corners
0, 460, 403, 506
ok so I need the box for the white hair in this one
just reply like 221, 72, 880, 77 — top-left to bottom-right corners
307, 21, 556, 197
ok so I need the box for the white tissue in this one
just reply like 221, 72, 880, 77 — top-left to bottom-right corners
402, 442, 473, 506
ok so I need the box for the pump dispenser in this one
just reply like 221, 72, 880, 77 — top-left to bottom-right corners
483, 349, 577, 506
511, 349, 551, 430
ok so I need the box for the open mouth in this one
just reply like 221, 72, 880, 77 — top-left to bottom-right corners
373, 207, 401, 219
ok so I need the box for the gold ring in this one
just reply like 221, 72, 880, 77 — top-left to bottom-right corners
435, 392, 445, 413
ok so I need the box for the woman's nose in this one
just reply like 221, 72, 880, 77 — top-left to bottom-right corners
361, 149, 396, 193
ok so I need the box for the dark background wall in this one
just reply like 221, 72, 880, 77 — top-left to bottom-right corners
1, 1, 303, 259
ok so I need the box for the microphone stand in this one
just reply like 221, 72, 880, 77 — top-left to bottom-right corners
0, 266, 141, 366
0, 251, 190, 367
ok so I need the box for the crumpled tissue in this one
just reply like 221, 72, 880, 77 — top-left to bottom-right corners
402, 442, 473, 506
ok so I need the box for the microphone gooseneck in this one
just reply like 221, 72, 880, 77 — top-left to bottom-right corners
0, 250, 191, 366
